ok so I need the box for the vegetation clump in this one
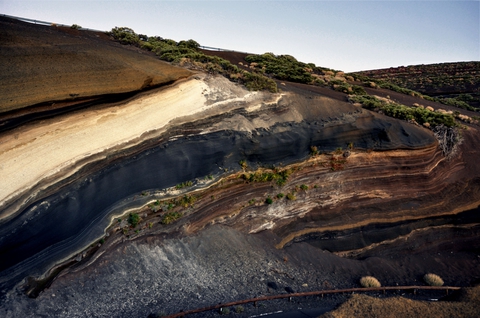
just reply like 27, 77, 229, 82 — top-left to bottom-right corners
350, 95, 457, 128
241, 168, 292, 186
177, 195, 196, 207
359, 276, 381, 288
245, 53, 315, 84
286, 193, 296, 201
351, 70, 480, 112
234, 305, 244, 313
424, 273, 444, 286
161, 212, 182, 225
108, 27, 277, 93
149, 200, 161, 212
128, 213, 141, 228
175, 180, 193, 189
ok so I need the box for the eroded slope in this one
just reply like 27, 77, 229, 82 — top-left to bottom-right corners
0, 16, 192, 114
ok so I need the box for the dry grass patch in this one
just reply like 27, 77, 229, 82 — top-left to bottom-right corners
320, 286, 480, 318
359, 276, 381, 288
424, 273, 444, 286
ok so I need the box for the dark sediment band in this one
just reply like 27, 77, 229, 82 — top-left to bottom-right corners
302, 206, 480, 256
0, 106, 436, 297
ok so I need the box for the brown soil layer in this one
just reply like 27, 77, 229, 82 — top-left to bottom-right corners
0, 16, 192, 114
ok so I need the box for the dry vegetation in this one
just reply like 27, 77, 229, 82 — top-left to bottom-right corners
320, 286, 480, 318
359, 276, 381, 288
424, 273, 444, 287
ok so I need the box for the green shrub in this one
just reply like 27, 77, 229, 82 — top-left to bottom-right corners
161, 212, 182, 225
423, 273, 444, 286
128, 213, 141, 228
350, 95, 457, 127
245, 53, 314, 84
300, 184, 308, 191
177, 195, 196, 207
108, 27, 140, 45
178, 39, 200, 49
242, 168, 291, 186
243, 71, 278, 92
235, 305, 244, 313
438, 97, 478, 111
175, 181, 193, 189
265, 197, 273, 204
286, 193, 296, 201
277, 193, 285, 199
359, 276, 381, 288
351, 85, 367, 95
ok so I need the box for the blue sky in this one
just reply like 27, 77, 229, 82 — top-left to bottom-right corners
2, 1, 479, 72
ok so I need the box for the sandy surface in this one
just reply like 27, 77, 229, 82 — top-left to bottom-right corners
0, 74, 269, 220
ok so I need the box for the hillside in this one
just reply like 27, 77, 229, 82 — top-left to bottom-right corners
0, 16, 479, 318
355, 62, 480, 110
0, 16, 191, 129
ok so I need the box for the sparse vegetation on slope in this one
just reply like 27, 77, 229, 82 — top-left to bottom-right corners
108, 27, 277, 92
241, 168, 292, 186
244, 52, 341, 86
245, 53, 315, 84
352, 63, 480, 112
349, 95, 457, 127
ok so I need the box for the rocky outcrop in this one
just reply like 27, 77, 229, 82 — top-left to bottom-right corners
0, 72, 443, 295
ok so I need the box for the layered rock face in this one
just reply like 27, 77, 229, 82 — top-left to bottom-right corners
0, 16, 191, 119
1, 17, 479, 317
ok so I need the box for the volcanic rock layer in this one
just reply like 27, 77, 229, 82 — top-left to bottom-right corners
1, 70, 450, 295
